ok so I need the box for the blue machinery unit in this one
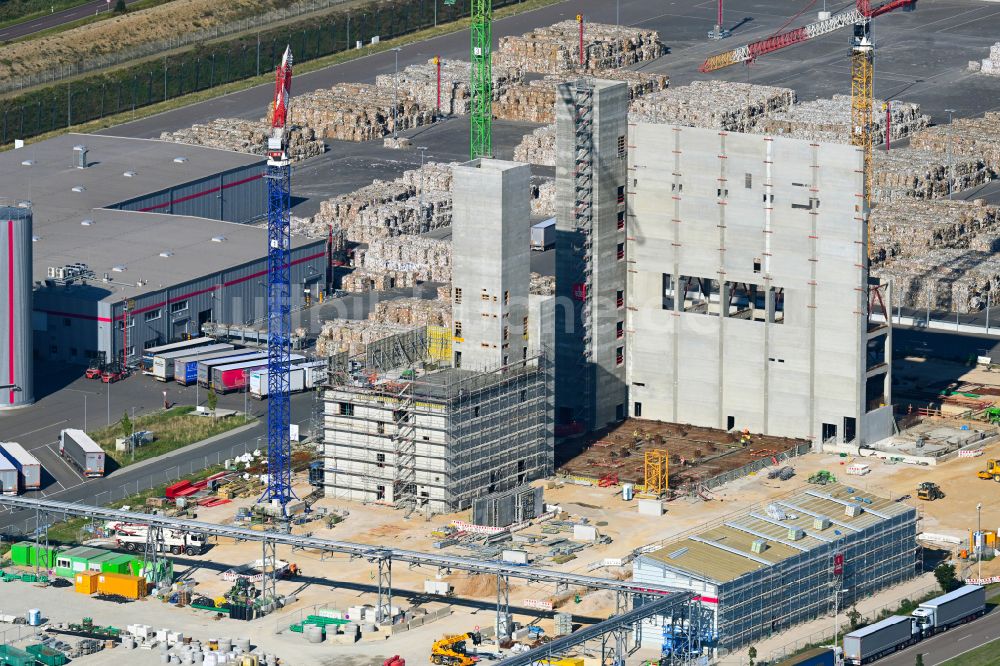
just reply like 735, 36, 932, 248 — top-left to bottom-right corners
261, 46, 295, 512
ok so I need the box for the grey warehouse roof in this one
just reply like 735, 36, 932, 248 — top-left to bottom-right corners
0, 133, 317, 302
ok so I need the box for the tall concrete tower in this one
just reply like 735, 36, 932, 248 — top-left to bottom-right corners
451, 159, 530, 370
0, 201, 34, 409
554, 79, 629, 431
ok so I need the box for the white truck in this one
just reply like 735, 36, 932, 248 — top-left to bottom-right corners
911, 584, 986, 636
59, 429, 106, 478
0, 442, 41, 491
530, 218, 555, 251
843, 615, 917, 665
106, 521, 207, 556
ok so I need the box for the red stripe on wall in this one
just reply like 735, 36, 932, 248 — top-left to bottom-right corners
137, 174, 263, 213
7, 220, 15, 404
692, 595, 719, 604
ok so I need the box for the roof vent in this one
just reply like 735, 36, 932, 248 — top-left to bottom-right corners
211, 235, 227, 243
813, 517, 831, 531
123, 170, 136, 178
667, 547, 688, 560
112, 265, 126, 273
159, 250, 174, 258
20, 159, 34, 167
173, 156, 188, 164
73, 144, 88, 169
845, 504, 864, 518
787, 528, 804, 541
80, 219, 94, 226
750, 539, 769, 554
72, 186, 86, 193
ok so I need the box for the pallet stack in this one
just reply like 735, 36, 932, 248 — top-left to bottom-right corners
374, 58, 523, 115
158, 119, 325, 162
354, 236, 452, 283
494, 20, 665, 74
629, 81, 796, 131
755, 94, 929, 144
872, 148, 991, 204
910, 112, 1000, 172
869, 199, 1000, 265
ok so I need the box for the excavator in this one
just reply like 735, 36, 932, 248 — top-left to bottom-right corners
977, 459, 1000, 481
430, 631, 482, 666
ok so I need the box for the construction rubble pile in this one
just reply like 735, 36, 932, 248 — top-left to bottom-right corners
353, 236, 452, 283
493, 20, 665, 74
369, 297, 452, 327
969, 42, 1000, 75
158, 118, 325, 162
514, 124, 556, 166
872, 148, 991, 203
494, 71, 668, 123
281, 82, 435, 142
755, 94, 928, 143
910, 112, 1000, 172
531, 272, 556, 295
374, 58, 523, 115
629, 81, 796, 131
869, 199, 1000, 265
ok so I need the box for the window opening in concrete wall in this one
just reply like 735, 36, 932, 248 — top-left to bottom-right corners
679, 276, 720, 315
867, 334, 887, 370
768, 287, 785, 324
635, 402, 642, 417
753, 258, 761, 274
843, 417, 857, 443
745, 173, 752, 188
866, 375, 887, 412
822, 423, 837, 442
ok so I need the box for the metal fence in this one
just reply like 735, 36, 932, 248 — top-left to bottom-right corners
0, 0, 528, 144
700, 441, 813, 492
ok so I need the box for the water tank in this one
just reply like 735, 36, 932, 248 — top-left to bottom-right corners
0, 201, 33, 409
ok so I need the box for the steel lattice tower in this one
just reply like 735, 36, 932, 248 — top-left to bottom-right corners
470, 0, 492, 158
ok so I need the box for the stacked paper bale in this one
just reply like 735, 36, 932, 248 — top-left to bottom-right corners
872, 148, 991, 203
315, 320, 411, 357
531, 179, 556, 218
494, 20, 665, 74
869, 199, 1000, 264
374, 58, 523, 115
514, 124, 556, 166
910, 112, 1000, 172
278, 83, 435, 141
158, 118, 324, 162
530, 272, 556, 296
874, 249, 1000, 313
494, 71, 668, 123
341, 269, 416, 293
756, 94, 928, 143
368, 298, 452, 327
629, 81, 796, 131
354, 237, 452, 283
976, 42, 1000, 75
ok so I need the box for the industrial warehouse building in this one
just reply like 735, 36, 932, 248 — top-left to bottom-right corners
626, 123, 893, 445
633, 483, 918, 651
0, 133, 329, 370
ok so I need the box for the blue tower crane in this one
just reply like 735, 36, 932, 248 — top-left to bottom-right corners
261, 46, 295, 512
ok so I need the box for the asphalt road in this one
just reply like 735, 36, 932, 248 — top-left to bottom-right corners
0, 0, 142, 42
877, 607, 1000, 666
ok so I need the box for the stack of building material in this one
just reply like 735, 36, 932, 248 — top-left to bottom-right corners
873, 249, 1000, 313
872, 148, 991, 203
354, 237, 452, 283
315, 320, 411, 357
158, 119, 325, 162
531, 179, 556, 218
340, 269, 416, 293
373, 58, 523, 115
910, 112, 1000, 172
629, 81, 796, 131
514, 124, 556, 166
494, 71, 668, 123
756, 94, 928, 143
494, 20, 665, 74
869, 199, 1000, 264
530, 272, 556, 295
974, 42, 1000, 75
368, 298, 452, 327
279, 83, 435, 142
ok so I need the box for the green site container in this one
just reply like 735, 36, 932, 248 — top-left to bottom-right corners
102, 554, 137, 575
26, 644, 67, 666
54, 546, 111, 578
9, 542, 59, 569
0, 644, 36, 666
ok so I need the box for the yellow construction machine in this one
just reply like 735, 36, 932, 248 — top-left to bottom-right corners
430, 631, 482, 666
977, 459, 1000, 481
916, 482, 944, 501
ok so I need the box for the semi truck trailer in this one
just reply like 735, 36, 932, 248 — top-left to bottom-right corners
59, 429, 106, 478
0, 442, 42, 491
911, 585, 985, 635
530, 218, 555, 251
843, 615, 917, 665
0, 456, 17, 495
151, 343, 233, 381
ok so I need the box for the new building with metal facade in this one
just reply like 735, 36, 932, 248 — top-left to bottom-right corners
0, 133, 328, 365
632, 483, 918, 652
321, 326, 553, 515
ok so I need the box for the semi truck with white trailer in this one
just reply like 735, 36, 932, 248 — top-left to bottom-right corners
911, 585, 985, 635
151, 343, 233, 381
843, 615, 917, 665
0, 456, 17, 495
59, 429, 106, 478
173, 348, 255, 385
530, 218, 555, 251
249, 362, 325, 398
106, 521, 207, 556
0, 442, 42, 491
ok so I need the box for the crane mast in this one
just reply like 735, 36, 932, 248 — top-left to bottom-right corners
470, 0, 492, 158
261, 46, 295, 513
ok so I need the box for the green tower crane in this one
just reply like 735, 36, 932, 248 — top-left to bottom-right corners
470, 0, 492, 158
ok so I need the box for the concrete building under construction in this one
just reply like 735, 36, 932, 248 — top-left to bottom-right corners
626, 123, 893, 445
320, 327, 553, 514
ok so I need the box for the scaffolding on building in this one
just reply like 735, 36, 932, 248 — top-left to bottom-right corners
569, 79, 595, 429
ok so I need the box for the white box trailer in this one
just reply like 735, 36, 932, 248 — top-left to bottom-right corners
197, 352, 268, 386
152, 343, 234, 381
0, 456, 17, 495
0, 442, 41, 491
843, 615, 917, 665
249, 362, 321, 398
59, 429, 106, 478
530, 218, 555, 251
911, 585, 985, 635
